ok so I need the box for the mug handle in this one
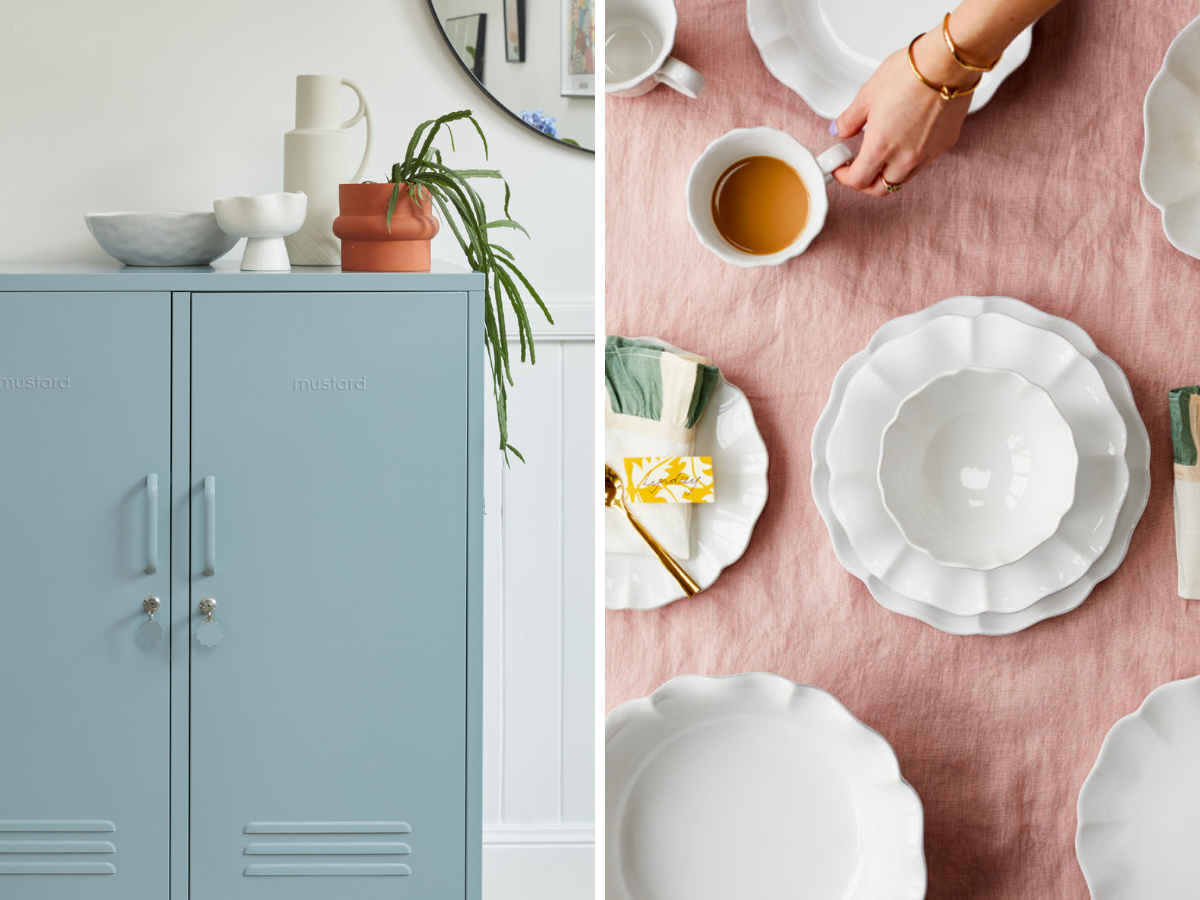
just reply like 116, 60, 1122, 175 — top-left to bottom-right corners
817, 143, 854, 184
655, 57, 706, 99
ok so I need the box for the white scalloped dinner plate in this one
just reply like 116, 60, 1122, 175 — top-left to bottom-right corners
1141, 13, 1200, 259
811, 296, 1150, 635
826, 312, 1129, 617
605, 340, 769, 612
1077, 674, 1200, 898
606, 674, 926, 900
746, 0, 1033, 120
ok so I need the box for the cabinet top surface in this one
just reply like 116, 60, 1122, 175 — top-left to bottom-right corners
0, 260, 485, 291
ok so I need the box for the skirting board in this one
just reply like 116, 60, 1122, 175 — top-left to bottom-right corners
483, 827, 594, 900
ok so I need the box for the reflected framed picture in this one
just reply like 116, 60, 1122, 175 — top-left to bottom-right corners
504, 0, 525, 63
562, 0, 595, 96
445, 14, 487, 82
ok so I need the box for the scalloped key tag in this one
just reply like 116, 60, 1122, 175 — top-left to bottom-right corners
138, 618, 165, 646
138, 596, 165, 646
196, 598, 223, 647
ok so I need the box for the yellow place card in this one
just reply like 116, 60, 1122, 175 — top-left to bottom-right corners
623, 457, 714, 503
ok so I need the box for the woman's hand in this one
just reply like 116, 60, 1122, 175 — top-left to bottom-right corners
831, 30, 977, 197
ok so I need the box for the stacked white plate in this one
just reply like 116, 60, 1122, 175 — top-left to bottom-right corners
811, 296, 1150, 635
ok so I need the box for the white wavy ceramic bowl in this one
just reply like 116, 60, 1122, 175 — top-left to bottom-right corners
824, 310, 1128, 618
85, 211, 238, 267
1077, 674, 1200, 898
1140, 14, 1200, 258
811, 296, 1149, 635
746, 0, 1033, 120
212, 191, 308, 239
879, 367, 1078, 571
606, 674, 925, 900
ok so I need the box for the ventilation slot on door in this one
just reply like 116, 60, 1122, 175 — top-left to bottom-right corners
0, 821, 117, 875
242, 822, 413, 876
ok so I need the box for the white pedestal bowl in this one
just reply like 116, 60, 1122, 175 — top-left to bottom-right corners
213, 192, 308, 271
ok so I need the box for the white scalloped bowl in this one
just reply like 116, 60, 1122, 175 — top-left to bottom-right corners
810, 295, 1150, 635
1077, 675, 1200, 898
879, 367, 1078, 570
606, 674, 926, 900
746, 0, 1032, 120
1141, 14, 1200, 258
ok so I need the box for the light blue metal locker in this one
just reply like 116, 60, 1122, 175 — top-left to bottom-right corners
0, 264, 485, 900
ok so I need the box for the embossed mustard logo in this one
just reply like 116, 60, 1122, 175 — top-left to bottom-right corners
294, 376, 366, 391
0, 374, 70, 389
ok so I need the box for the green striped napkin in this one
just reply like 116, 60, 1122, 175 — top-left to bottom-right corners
605, 337, 720, 559
1170, 386, 1200, 598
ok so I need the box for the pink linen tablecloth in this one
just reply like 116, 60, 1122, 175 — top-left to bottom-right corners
605, 2, 1200, 897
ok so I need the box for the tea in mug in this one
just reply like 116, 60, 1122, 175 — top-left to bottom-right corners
710, 156, 809, 255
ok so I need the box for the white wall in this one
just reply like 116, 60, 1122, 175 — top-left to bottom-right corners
0, 2, 596, 897
434, 0, 596, 148
0, 0, 595, 307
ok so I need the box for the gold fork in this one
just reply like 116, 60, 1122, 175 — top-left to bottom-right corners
604, 465, 700, 597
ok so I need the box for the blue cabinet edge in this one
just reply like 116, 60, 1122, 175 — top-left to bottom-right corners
0, 261, 486, 292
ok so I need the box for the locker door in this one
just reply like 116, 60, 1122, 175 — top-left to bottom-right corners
190, 292, 469, 899
0, 291, 172, 900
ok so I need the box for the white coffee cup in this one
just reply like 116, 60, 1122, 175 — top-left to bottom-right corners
605, 0, 706, 99
686, 127, 854, 267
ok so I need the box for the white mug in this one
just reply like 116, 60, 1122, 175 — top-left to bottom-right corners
685, 127, 854, 267
605, 0, 706, 99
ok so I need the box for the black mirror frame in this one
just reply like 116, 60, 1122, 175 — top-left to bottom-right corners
427, 0, 595, 154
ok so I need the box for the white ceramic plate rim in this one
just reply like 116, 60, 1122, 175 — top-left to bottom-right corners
878, 366, 1080, 571
606, 673, 926, 900
826, 310, 1129, 616
1076, 673, 1200, 898
746, 0, 1033, 119
811, 296, 1150, 635
605, 338, 770, 611
1139, 13, 1200, 258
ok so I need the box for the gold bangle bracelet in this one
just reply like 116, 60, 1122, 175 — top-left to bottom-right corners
907, 35, 980, 101
942, 12, 1002, 72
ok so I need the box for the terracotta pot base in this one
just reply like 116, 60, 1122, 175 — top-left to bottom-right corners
340, 239, 432, 272
333, 183, 440, 273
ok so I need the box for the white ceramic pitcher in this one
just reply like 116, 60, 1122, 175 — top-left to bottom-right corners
283, 75, 374, 266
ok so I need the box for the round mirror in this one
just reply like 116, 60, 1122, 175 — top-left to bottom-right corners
429, 0, 595, 153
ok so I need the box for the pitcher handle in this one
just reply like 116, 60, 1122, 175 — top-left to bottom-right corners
340, 77, 374, 184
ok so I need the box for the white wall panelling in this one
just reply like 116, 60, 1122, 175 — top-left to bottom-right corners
482, 303, 595, 899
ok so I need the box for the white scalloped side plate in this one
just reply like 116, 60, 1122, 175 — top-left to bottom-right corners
605, 340, 769, 612
1140, 14, 1200, 259
746, 0, 1033, 120
811, 296, 1150, 635
826, 312, 1129, 617
1077, 674, 1200, 898
606, 674, 926, 900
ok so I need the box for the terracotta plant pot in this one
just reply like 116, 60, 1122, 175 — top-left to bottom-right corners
333, 183, 441, 272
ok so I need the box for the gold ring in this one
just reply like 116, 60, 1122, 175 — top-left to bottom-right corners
881, 175, 903, 193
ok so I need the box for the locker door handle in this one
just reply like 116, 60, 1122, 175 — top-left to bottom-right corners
145, 475, 158, 575
204, 476, 216, 576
